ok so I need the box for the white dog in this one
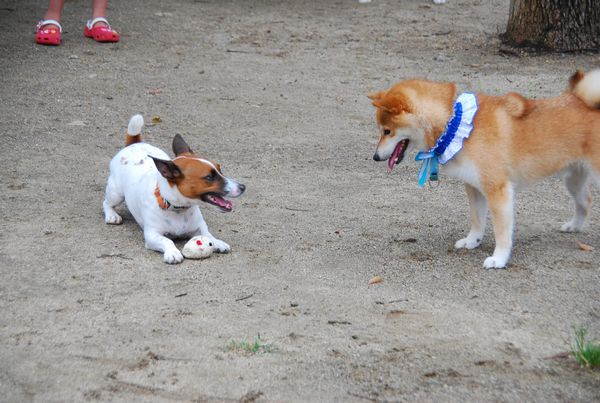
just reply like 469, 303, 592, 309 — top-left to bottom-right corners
103, 115, 245, 264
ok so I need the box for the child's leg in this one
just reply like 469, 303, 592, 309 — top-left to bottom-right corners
43, 0, 65, 28
36, 0, 64, 45
91, 0, 109, 27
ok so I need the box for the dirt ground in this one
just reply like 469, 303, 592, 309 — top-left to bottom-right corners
1, 0, 599, 401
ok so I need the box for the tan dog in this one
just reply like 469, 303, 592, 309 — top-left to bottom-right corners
369, 70, 600, 268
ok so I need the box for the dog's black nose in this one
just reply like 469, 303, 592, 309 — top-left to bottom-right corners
239, 184, 246, 193
373, 153, 381, 161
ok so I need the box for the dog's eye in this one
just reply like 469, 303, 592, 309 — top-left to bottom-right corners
383, 129, 391, 135
204, 170, 217, 182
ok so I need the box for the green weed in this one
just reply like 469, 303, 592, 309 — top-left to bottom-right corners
570, 327, 600, 369
226, 336, 274, 355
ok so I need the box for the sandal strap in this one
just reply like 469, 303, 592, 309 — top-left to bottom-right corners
36, 19, 62, 32
87, 17, 111, 30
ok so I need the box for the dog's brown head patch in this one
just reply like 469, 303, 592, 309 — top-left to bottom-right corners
151, 134, 227, 200
171, 156, 225, 200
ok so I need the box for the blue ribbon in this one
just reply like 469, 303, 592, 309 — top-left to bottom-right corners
414, 100, 463, 187
415, 151, 439, 187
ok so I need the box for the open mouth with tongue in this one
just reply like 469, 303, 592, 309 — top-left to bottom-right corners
388, 139, 410, 171
202, 193, 233, 212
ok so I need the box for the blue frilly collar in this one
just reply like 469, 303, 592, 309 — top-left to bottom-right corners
415, 92, 478, 187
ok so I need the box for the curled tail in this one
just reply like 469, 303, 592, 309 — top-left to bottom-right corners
125, 114, 144, 146
570, 69, 600, 109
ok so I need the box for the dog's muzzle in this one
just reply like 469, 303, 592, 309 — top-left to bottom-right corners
225, 179, 245, 197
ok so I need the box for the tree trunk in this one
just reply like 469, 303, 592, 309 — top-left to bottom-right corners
503, 0, 600, 51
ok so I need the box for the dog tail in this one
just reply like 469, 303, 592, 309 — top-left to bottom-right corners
570, 69, 600, 109
125, 114, 144, 146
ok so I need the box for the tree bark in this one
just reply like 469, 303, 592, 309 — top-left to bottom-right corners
503, 0, 600, 51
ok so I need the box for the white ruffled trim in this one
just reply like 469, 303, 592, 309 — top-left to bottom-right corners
438, 93, 478, 164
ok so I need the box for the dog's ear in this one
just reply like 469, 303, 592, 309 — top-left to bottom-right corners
150, 156, 183, 180
371, 99, 391, 112
372, 94, 411, 115
172, 134, 193, 156
367, 91, 384, 101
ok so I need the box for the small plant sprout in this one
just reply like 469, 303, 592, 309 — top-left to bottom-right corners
570, 327, 600, 369
226, 336, 274, 355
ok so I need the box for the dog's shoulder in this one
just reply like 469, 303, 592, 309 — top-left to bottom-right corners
110, 143, 168, 180
121, 143, 168, 159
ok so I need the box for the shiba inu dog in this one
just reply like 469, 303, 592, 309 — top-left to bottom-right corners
370, 69, 600, 268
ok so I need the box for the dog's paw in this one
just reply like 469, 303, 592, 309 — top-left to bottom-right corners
163, 248, 184, 264
483, 256, 507, 269
560, 220, 583, 233
211, 238, 231, 253
454, 236, 482, 249
104, 212, 123, 225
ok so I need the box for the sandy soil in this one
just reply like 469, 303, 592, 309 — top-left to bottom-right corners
1, 0, 599, 401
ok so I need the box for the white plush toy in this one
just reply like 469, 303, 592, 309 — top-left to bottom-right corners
182, 236, 214, 259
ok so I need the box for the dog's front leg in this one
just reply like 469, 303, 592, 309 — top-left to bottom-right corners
484, 182, 514, 269
455, 184, 487, 249
144, 229, 184, 264
194, 216, 231, 253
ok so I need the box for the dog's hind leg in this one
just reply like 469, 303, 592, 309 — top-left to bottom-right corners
103, 176, 124, 224
483, 182, 514, 269
561, 164, 591, 232
455, 184, 487, 249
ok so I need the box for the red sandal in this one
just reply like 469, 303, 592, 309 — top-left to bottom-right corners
35, 19, 62, 46
84, 17, 120, 43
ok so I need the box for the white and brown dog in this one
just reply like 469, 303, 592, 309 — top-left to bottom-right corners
370, 70, 600, 269
103, 115, 245, 264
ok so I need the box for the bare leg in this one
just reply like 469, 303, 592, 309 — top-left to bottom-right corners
42, 0, 65, 28
455, 184, 487, 249
91, 0, 109, 27
483, 182, 514, 269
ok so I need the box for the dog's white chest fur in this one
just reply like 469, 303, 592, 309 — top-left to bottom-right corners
108, 143, 204, 236
443, 155, 481, 189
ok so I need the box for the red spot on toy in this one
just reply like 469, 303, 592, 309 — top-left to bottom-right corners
196, 239, 203, 246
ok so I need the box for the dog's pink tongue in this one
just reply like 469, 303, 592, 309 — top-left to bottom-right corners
388, 142, 402, 171
214, 196, 233, 211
